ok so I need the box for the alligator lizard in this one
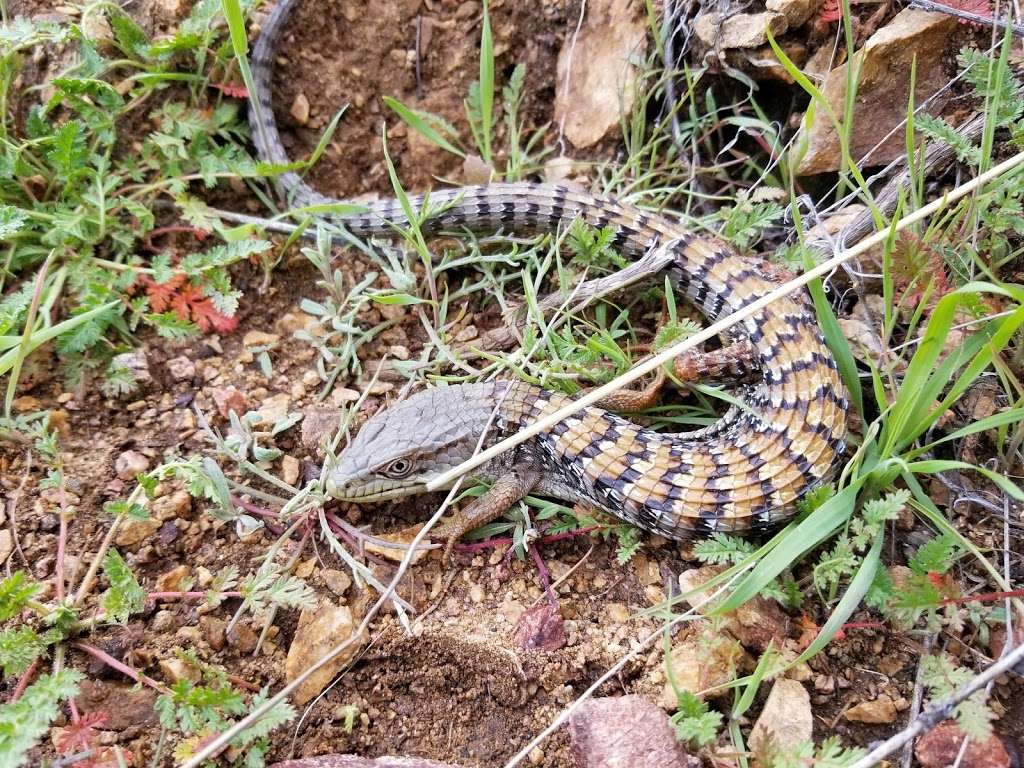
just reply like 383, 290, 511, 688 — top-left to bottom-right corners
249, 0, 849, 547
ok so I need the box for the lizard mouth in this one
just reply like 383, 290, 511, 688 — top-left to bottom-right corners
326, 478, 426, 503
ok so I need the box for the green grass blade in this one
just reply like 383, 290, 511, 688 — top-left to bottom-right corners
792, 534, 881, 665
906, 459, 1024, 500
804, 257, 863, 417
383, 97, 465, 158
713, 480, 865, 614
1, 300, 120, 385
908, 407, 1024, 459
478, 0, 495, 163
307, 107, 347, 169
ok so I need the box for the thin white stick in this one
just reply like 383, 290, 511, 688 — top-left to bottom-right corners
844, 640, 1024, 768
502, 568, 749, 768
180, 390, 509, 768
427, 150, 1024, 493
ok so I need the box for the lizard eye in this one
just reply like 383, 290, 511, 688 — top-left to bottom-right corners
384, 458, 413, 479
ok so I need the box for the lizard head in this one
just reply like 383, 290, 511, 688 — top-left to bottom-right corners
325, 382, 506, 502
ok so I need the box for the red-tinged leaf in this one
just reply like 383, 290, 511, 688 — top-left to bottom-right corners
143, 275, 237, 334
216, 82, 249, 98
795, 614, 820, 651
57, 710, 108, 755
143, 274, 186, 313
174, 282, 238, 333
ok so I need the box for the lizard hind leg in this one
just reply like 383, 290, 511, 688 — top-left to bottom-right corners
672, 338, 761, 388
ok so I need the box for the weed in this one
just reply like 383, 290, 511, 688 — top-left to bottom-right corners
0, 4, 269, 403
0, 668, 83, 766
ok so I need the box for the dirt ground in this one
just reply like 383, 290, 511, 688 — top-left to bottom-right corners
3, 0, 1023, 766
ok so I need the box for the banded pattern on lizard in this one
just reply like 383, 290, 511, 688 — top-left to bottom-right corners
248, 0, 849, 543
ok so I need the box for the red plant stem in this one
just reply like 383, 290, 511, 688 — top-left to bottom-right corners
841, 621, 886, 631
68, 697, 80, 724
937, 588, 1024, 607
528, 545, 558, 608
456, 525, 603, 554
71, 642, 170, 695
9, 658, 40, 702
229, 495, 279, 519
227, 674, 261, 693
147, 590, 243, 601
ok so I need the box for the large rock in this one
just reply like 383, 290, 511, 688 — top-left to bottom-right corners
284, 600, 365, 705
570, 695, 697, 768
749, 679, 813, 752
795, 9, 956, 175
553, 0, 647, 148
695, 11, 789, 50
915, 721, 1011, 768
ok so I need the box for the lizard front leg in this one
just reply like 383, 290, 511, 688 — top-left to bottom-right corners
433, 467, 540, 562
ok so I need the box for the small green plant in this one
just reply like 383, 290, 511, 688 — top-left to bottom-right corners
155, 664, 294, 765
383, 2, 549, 179
0, 668, 84, 766
920, 654, 996, 739
762, 736, 866, 768
0, 4, 270, 399
670, 691, 723, 747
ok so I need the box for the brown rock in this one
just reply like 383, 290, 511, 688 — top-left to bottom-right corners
766, 0, 819, 26
243, 330, 280, 347
658, 629, 746, 706
322, 569, 352, 597
114, 517, 161, 548
114, 450, 150, 481
258, 393, 291, 426
301, 406, 341, 451
844, 694, 900, 724
0, 530, 13, 566
159, 657, 200, 684
677, 565, 790, 651
695, 11, 788, 49
570, 695, 697, 768
227, 620, 260, 654
155, 565, 190, 593
166, 355, 196, 382
212, 386, 248, 418
74, 680, 157, 731
749, 679, 813, 752
275, 310, 319, 336
461, 153, 493, 185
290, 93, 310, 125
12, 396, 41, 412
553, 0, 647, 148
152, 488, 192, 521
285, 601, 365, 705
200, 616, 227, 651
281, 454, 301, 486
795, 9, 956, 174
513, 603, 566, 652
915, 721, 1010, 768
